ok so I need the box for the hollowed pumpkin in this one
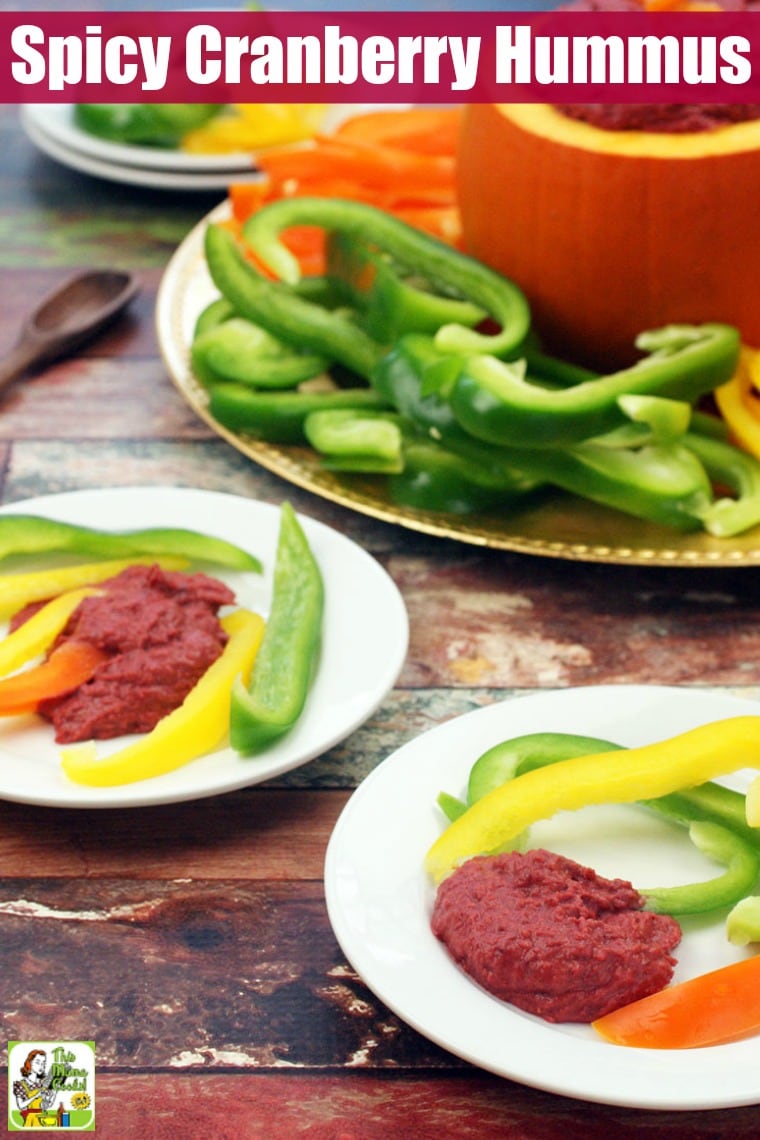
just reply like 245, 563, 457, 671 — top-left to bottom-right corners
457, 103, 760, 370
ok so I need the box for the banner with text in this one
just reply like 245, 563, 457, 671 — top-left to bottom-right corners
1, 11, 759, 104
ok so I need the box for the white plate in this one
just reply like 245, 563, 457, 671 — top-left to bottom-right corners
325, 684, 760, 1110
0, 486, 408, 809
20, 108, 261, 191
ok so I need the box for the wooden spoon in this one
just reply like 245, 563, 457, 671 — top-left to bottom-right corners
0, 270, 140, 395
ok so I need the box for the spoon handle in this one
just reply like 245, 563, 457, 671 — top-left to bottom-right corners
0, 341, 45, 394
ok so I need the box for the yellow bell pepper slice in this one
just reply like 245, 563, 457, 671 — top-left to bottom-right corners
715, 347, 760, 461
61, 608, 265, 787
425, 716, 760, 884
0, 587, 99, 677
181, 104, 326, 154
0, 556, 188, 620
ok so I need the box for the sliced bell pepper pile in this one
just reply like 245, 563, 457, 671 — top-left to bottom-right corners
424, 715, 760, 884
0, 639, 108, 716
61, 608, 266, 787
195, 190, 760, 537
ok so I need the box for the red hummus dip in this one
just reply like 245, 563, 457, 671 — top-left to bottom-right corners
32, 564, 234, 743
559, 0, 760, 133
431, 849, 681, 1023
559, 103, 760, 134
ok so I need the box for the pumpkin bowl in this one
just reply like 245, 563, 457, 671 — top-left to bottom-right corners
457, 103, 760, 371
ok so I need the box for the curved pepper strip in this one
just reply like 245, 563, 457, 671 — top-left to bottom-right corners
0, 556, 188, 621
191, 316, 330, 390
0, 639, 108, 716
683, 431, 760, 537
450, 324, 740, 447
592, 954, 760, 1050
0, 515, 260, 571
465, 434, 712, 531
438, 731, 760, 915
241, 197, 531, 358
425, 715, 760, 884
326, 231, 486, 343
230, 503, 323, 755
388, 438, 541, 516
714, 347, 760, 461
0, 588, 98, 677
205, 223, 383, 381
208, 383, 390, 445
304, 409, 406, 474
61, 608, 265, 787
370, 333, 470, 445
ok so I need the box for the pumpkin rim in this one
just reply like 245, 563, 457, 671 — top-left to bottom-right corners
491, 103, 760, 158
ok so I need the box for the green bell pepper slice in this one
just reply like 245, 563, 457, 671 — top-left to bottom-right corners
389, 438, 540, 516
208, 383, 391, 444
230, 502, 323, 754
451, 324, 740, 447
387, 442, 503, 515
241, 196, 531, 359
684, 431, 760, 537
205, 224, 383, 381
370, 333, 469, 446
0, 515, 261, 571
74, 103, 222, 147
304, 409, 405, 473
192, 317, 330, 390
326, 231, 486, 343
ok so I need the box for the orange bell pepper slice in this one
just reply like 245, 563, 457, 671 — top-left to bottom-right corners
333, 107, 463, 156
227, 106, 464, 276
593, 953, 760, 1048
0, 639, 108, 716
258, 137, 456, 194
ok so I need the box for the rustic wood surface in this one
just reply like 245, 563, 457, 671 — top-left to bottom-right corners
3, 75, 760, 1138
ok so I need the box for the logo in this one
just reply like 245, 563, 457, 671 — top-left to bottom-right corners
8, 1041, 95, 1131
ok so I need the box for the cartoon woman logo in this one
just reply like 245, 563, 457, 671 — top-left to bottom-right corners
12, 1050, 57, 1128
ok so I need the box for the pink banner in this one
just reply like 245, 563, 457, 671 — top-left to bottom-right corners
1, 10, 758, 104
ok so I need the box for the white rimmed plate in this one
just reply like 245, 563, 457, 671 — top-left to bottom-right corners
324, 684, 760, 1110
0, 486, 408, 809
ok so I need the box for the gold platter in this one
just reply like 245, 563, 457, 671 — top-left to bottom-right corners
156, 203, 760, 568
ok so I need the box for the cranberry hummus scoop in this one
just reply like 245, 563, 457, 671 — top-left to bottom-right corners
431, 849, 681, 1024
33, 563, 235, 743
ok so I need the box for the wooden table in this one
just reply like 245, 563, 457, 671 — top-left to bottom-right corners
3, 96, 760, 1138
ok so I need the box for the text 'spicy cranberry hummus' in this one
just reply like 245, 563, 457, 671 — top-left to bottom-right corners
431, 849, 681, 1023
